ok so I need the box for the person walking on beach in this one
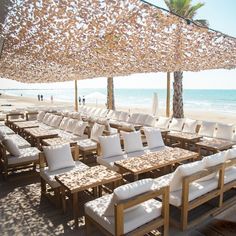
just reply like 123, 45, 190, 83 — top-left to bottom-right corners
37, 94, 40, 101
79, 96, 81, 105
41, 94, 43, 101
82, 96, 85, 105
50, 95, 53, 104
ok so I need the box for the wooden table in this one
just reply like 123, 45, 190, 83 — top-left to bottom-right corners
55, 165, 122, 227
167, 131, 202, 149
42, 137, 77, 146
196, 138, 235, 155
24, 127, 58, 149
115, 147, 198, 181
14, 121, 39, 135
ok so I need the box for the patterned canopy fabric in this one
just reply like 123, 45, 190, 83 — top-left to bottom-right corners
0, 0, 236, 83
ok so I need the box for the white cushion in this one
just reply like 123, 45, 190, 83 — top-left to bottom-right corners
127, 113, 139, 123
40, 160, 89, 188
97, 154, 127, 171
77, 139, 97, 151
43, 144, 75, 171
155, 117, 170, 129
182, 118, 198, 133
37, 111, 46, 122
104, 178, 154, 216
198, 121, 216, 137
65, 119, 78, 133
73, 121, 87, 136
46, 115, 55, 126
144, 115, 155, 127
42, 113, 51, 124
0, 129, 6, 140
99, 134, 123, 159
169, 118, 184, 132
7, 134, 31, 149
85, 194, 162, 235
214, 123, 234, 140
2, 138, 21, 156
121, 131, 143, 153
59, 117, 70, 130
7, 147, 40, 165
223, 166, 236, 184
143, 127, 164, 149
119, 112, 129, 122
170, 161, 205, 192
0, 126, 15, 135
50, 115, 62, 128
90, 123, 105, 142
225, 148, 236, 160
135, 114, 147, 125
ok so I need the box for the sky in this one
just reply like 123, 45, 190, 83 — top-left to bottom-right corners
1, 0, 236, 90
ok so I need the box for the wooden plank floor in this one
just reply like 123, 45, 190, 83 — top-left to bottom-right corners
0, 170, 235, 236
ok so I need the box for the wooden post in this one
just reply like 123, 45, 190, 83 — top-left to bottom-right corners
107, 77, 115, 110
0, 37, 4, 59
166, 72, 171, 117
74, 80, 78, 111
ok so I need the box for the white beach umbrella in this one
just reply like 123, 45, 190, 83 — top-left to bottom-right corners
85, 92, 106, 106
152, 92, 158, 117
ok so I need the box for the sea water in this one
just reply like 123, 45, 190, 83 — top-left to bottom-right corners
1, 88, 236, 114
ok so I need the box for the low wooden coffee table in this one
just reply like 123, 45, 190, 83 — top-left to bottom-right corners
14, 121, 39, 135
167, 131, 202, 149
115, 147, 198, 181
24, 127, 58, 149
55, 165, 122, 227
196, 138, 234, 155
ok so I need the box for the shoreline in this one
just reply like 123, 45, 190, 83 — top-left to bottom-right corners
0, 93, 236, 125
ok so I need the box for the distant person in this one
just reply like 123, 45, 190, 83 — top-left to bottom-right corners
38, 94, 40, 101
51, 95, 53, 104
41, 94, 43, 101
21, 94, 23, 96
82, 96, 85, 105
79, 96, 81, 105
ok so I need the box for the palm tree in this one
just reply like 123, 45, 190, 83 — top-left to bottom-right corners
164, 0, 208, 118
107, 77, 115, 110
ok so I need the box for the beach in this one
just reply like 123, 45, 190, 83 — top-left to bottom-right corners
1, 93, 235, 125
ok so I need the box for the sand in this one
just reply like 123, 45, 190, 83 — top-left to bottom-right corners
0, 93, 235, 125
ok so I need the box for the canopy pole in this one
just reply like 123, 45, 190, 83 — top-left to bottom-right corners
74, 80, 78, 111
166, 72, 171, 117
107, 77, 115, 110
0, 37, 4, 59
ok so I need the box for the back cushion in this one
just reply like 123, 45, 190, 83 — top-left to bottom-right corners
182, 118, 198, 133
103, 178, 154, 216
144, 115, 155, 127
144, 127, 164, 149
169, 118, 185, 132
51, 116, 63, 128
90, 123, 105, 141
99, 134, 123, 158
114, 111, 121, 120
121, 131, 143, 153
119, 112, 129, 122
128, 113, 139, 123
136, 114, 148, 125
37, 111, 46, 122
198, 121, 216, 137
59, 117, 70, 130
42, 113, 50, 124
170, 161, 205, 192
214, 123, 234, 140
2, 138, 21, 156
45, 114, 54, 125
65, 119, 78, 133
155, 117, 171, 129
73, 121, 88, 136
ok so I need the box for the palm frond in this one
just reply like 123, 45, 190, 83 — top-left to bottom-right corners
187, 2, 205, 18
194, 19, 209, 27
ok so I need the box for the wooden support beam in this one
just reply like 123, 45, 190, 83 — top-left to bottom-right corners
166, 72, 171, 117
74, 80, 78, 111
107, 77, 115, 110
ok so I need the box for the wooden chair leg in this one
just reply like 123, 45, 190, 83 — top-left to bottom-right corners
85, 215, 93, 236
54, 187, 61, 208
181, 207, 188, 231
40, 177, 46, 195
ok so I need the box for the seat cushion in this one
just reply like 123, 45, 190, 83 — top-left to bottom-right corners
7, 134, 31, 149
40, 160, 89, 188
85, 194, 162, 235
182, 118, 198, 134
77, 139, 97, 151
143, 127, 164, 149
43, 144, 75, 171
223, 166, 236, 184
169, 178, 218, 207
99, 134, 123, 159
0, 126, 15, 135
7, 147, 40, 165
97, 154, 127, 171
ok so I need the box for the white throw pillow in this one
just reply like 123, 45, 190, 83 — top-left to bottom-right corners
198, 121, 216, 137
42, 113, 50, 124
103, 178, 154, 216
99, 134, 123, 159
52, 116, 63, 128
90, 123, 105, 141
144, 127, 164, 149
43, 144, 75, 171
128, 113, 139, 123
2, 138, 21, 156
170, 161, 205, 192
182, 118, 198, 133
121, 131, 143, 153
214, 123, 234, 140
59, 117, 70, 130
65, 119, 78, 133
169, 118, 184, 132
155, 117, 171, 129
144, 115, 155, 127
73, 121, 87, 136
0, 129, 6, 141
37, 111, 46, 122
225, 148, 236, 160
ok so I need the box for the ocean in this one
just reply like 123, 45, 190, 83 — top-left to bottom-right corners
1, 88, 236, 114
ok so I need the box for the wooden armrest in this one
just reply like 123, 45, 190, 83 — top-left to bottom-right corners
6, 113, 24, 121
225, 158, 236, 168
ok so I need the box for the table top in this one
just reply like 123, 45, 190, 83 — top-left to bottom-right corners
196, 138, 234, 150
167, 131, 202, 141
24, 127, 58, 138
42, 137, 77, 146
140, 127, 169, 135
115, 146, 198, 175
55, 165, 122, 193
14, 121, 39, 129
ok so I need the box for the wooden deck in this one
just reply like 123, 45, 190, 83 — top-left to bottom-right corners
0, 170, 235, 236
